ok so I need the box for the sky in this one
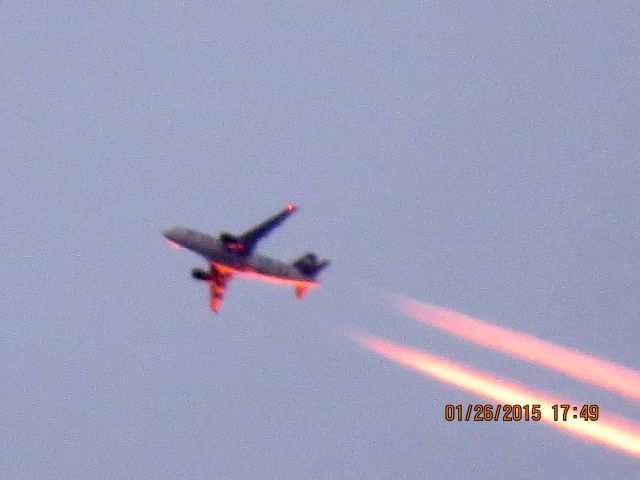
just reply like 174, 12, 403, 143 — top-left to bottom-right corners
1, 2, 639, 478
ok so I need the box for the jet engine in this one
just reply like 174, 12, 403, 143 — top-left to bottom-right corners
191, 268, 211, 281
219, 232, 238, 244
219, 231, 247, 253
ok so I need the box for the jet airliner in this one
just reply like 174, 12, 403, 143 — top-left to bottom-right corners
162, 205, 330, 312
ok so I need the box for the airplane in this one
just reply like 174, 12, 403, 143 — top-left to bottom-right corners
162, 204, 330, 312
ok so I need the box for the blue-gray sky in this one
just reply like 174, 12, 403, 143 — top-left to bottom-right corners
2, 2, 639, 478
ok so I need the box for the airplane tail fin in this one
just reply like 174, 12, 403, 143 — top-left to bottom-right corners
294, 284, 308, 300
292, 253, 330, 278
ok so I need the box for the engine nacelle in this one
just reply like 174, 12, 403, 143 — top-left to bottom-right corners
219, 232, 238, 244
191, 268, 211, 281
219, 231, 247, 253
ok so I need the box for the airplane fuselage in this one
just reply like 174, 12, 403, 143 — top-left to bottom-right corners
163, 227, 319, 287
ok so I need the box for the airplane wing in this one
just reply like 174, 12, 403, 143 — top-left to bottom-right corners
209, 264, 232, 312
238, 204, 297, 254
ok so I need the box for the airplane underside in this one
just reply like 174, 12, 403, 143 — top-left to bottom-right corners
165, 204, 329, 312
192, 262, 317, 312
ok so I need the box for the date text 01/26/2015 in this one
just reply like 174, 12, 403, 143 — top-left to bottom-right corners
444, 404, 600, 422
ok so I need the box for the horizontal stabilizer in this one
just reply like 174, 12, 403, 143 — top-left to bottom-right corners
293, 253, 330, 278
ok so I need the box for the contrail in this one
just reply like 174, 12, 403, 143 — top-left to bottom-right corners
353, 333, 640, 459
395, 295, 640, 402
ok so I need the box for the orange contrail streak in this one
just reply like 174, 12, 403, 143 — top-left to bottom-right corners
353, 333, 640, 459
396, 296, 640, 402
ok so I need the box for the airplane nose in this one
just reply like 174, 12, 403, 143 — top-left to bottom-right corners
162, 228, 183, 250
162, 229, 177, 243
